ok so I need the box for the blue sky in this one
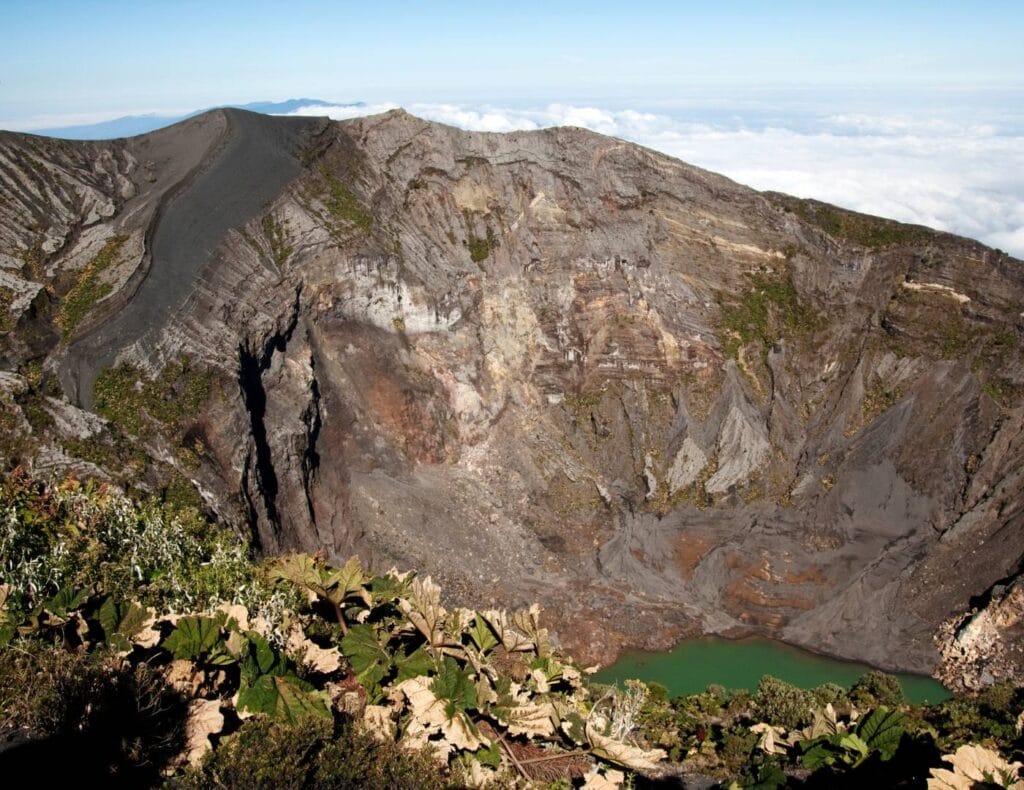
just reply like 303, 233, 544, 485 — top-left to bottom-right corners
2, 2, 1024, 255
2, 1, 1023, 121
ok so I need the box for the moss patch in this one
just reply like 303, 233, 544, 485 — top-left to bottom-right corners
58, 236, 126, 338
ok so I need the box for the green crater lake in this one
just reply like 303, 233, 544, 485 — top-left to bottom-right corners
593, 637, 950, 704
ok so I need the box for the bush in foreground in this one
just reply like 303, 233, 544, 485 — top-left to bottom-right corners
1, 469, 1021, 788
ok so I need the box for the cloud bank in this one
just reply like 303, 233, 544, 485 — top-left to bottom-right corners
286, 101, 1024, 258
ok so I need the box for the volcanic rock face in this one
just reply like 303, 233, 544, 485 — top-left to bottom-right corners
1, 108, 1022, 678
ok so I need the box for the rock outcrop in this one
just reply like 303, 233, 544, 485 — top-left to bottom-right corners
1, 108, 1022, 675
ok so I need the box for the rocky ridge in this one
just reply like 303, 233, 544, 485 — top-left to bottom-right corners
0, 108, 1022, 686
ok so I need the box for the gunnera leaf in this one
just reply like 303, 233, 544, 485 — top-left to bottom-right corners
856, 705, 904, 761
340, 622, 392, 690
236, 673, 331, 723
395, 644, 434, 683
431, 656, 477, 718
468, 615, 499, 655
240, 631, 286, 682
586, 723, 667, 771
96, 596, 153, 651
163, 615, 223, 660
43, 585, 90, 618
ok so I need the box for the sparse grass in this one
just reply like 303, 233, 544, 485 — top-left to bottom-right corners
92, 355, 214, 478
15, 245, 46, 289
0, 286, 14, 332
261, 213, 293, 267
982, 377, 1018, 407
665, 454, 718, 511
94, 355, 212, 437
320, 169, 372, 232
58, 235, 126, 338
13, 388, 54, 433
863, 379, 901, 422
718, 272, 820, 359
466, 221, 496, 263
563, 389, 605, 422
775, 195, 935, 250
939, 312, 972, 358
161, 473, 205, 513
62, 433, 148, 475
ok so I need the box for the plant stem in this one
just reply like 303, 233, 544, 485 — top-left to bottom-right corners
497, 733, 530, 779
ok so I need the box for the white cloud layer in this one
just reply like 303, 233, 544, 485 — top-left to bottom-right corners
286, 101, 1024, 258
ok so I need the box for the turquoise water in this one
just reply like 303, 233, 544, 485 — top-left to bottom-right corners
592, 637, 950, 704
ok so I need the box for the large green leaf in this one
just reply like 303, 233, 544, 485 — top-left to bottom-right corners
325, 555, 368, 606
837, 733, 870, 765
237, 673, 331, 723
431, 656, 477, 719
395, 645, 434, 683
368, 573, 409, 604
800, 738, 840, 770
467, 616, 498, 655
856, 706, 904, 761
163, 616, 223, 660
96, 597, 152, 651
240, 632, 286, 683
340, 623, 392, 690
43, 586, 90, 618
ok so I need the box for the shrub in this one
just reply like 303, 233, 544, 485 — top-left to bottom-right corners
0, 642, 187, 782
812, 682, 851, 710
928, 685, 1024, 751
0, 471, 291, 624
754, 676, 815, 729
850, 671, 904, 709
170, 715, 448, 790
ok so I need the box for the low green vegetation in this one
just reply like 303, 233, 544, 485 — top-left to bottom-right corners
975, 330, 1021, 408
463, 210, 496, 263
468, 226, 495, 263
320, 168, 372, 233
93, 354, 212, 439
61, 432, 149, 477
862, 378, 901, 423
90, 355, 214, 486
260, 213, 293, 267
170, 715, 445, 790
1, 470, 1021, 787
58, 235, 126, 338
846, 377, 903, 435
939, 311, 973, 358
0, 286, 14, 332
718, 271, 821, 359
775, 195, 935, 250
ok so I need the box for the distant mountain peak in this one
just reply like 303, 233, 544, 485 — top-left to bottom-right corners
25, 98, 359, 140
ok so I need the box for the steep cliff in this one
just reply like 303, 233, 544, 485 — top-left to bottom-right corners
1, 108, 1021, 680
